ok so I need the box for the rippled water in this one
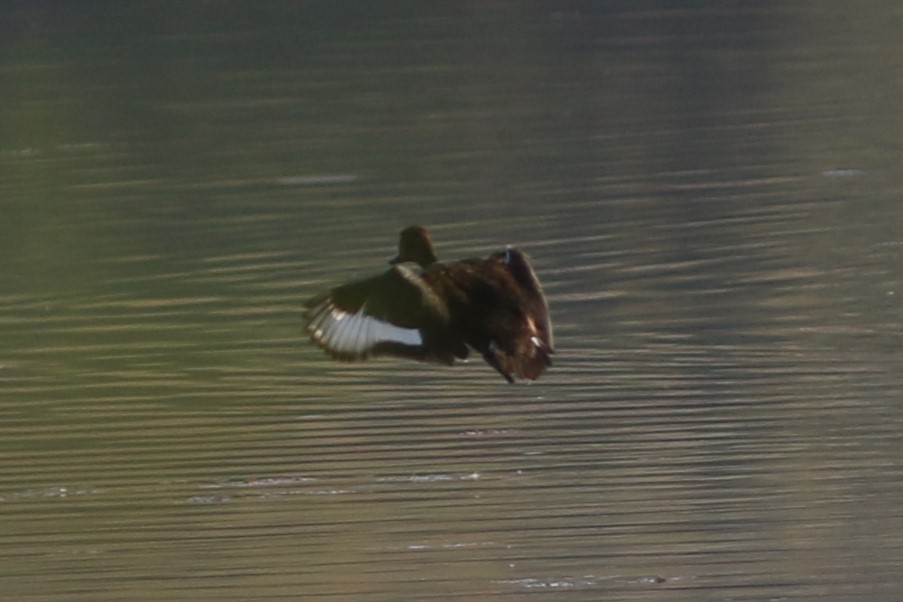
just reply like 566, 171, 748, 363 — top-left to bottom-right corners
3, 3, 903, 601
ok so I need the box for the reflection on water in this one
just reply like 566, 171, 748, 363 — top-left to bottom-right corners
3, 3, 903, 601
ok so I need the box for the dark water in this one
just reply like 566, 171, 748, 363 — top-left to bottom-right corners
3, 3, 903, 600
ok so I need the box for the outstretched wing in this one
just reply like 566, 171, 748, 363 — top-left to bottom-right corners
474, 249, 554, 382
304, 265, 453, 362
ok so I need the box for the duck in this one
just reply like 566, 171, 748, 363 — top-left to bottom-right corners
304, 226, 553, 382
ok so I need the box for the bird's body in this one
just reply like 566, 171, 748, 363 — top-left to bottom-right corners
304, 226, 553, 382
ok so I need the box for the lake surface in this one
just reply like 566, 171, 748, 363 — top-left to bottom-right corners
3, 3, 903, 600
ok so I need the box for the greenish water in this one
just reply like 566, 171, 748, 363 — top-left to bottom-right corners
3, 3, 903, 600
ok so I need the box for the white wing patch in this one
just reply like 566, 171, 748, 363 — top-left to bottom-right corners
307, 300, 422, 357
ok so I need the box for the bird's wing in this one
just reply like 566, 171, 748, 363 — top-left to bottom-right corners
304, 265, 448, 360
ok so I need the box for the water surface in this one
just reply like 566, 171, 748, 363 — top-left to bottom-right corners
3, 3, 903, 600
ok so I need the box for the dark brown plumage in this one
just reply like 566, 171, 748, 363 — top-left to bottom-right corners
304, 226, 553, 382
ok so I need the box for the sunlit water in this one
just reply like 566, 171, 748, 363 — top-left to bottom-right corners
3, 4, 903, 601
